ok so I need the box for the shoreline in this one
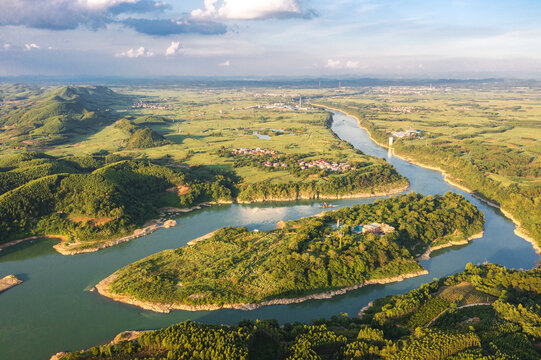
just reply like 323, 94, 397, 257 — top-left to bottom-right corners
415, 231, 484, 261
0, 234, 69, 253
93, 269, 428, 314
236, 183, 410, 204
315, 104, 540, 255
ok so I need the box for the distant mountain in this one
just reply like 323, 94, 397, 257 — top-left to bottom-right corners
0, 85, 131, 146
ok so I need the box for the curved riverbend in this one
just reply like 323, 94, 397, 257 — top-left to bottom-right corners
0, 109, 539, 360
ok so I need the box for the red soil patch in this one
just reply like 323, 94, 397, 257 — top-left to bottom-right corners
68, 214, 114, 226
166, 185, 191, 196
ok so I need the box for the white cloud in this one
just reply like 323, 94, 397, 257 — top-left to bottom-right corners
24, 43, 40, 51
325, 59, 360, 69
2, 43, 11, 50
165, 41, 181, 56
325, 59, 341, 68
77, 0, 138, 10
191, 0, 311, 20
219, 60, 230, 66
116, 46, 154, 58
345, 60, 359, 69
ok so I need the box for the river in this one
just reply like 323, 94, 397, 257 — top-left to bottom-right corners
0, 110, 538, 360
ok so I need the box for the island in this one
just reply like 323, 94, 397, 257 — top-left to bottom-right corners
95, 192, 485, 312
56, 264, 540, 360
0, 275, 22, 294
0, 85, 409, 255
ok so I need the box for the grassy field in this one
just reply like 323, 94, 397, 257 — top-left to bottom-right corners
40, 87, 393, 188
317, 85, 541, 247
321, 86, 541, 186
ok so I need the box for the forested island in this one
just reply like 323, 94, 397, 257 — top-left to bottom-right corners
55, 264, 540, 360
95, 192, 484, 311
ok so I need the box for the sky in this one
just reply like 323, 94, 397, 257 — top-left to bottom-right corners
0, 0, 540, 78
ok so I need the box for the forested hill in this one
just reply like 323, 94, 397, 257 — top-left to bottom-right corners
0, 152, 238, 248
0, 85, 130, 146
56, 264, 541, 360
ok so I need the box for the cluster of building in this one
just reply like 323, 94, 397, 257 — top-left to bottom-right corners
388, 106, 419, 113
388, 129, 421, 138
131, 101, 172, 110
336, 222, 395, 235
298, 159, 355, 172
231, 103, 313, 112
232, 147, 277, 156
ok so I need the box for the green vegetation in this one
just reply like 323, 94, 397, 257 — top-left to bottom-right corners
57, 264, 541, 360
0, 85, 414, 253
107, 192, 484, 307
317, 86, 541, 248
114, 118, 172, 149
0, 152, 237, 246
0, 85, 130, 147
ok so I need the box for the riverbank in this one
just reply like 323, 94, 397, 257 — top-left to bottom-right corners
236, 184, 410, 204
0, 275, 22, 294
0, 234, 69, 254
317, 104, 539, 255
53, 218, 178, 255
92, 269, 429, 313
415, 231, 484, 261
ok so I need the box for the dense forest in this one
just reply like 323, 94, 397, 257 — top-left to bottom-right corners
106, 192, 484, 307
0, 152, 238, 245
58, 264, 541, 360
319, 102, 541, 250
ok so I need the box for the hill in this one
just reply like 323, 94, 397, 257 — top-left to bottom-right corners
0, 152, 238, 252
0, 85, 130, 147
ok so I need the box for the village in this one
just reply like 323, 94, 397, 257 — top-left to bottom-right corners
231, 102, 314, 112
297, 159, 355, 172
232, 148, 356, 173
131, 100, 173, 110
232, 147, 277, 156
261, 158, 356, 172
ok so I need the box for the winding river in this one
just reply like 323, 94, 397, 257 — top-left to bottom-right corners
0, 110, 539, 360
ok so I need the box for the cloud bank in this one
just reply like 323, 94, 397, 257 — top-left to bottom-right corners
121, 18, 227, 36
191, 0, 317, 20
0, 0, 168, 30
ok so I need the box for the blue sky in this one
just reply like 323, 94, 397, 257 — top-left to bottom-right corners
0, 0, 540, 78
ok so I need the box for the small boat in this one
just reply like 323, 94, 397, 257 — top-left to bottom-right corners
319, 202, 333, 208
